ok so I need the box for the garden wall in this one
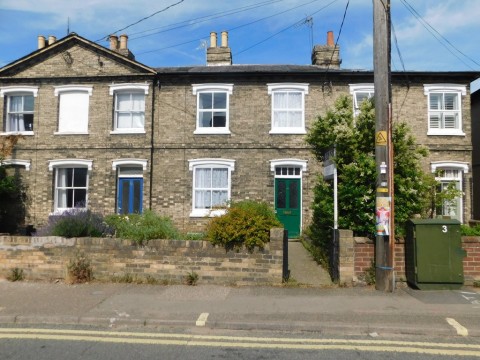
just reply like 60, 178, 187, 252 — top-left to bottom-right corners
338, 230, 480, 286
0, 228, 287, 286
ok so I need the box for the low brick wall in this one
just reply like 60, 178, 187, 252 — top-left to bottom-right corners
0, 228, 287, 286
339, 230, 480, 285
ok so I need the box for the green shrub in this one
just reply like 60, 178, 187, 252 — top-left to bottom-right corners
105, 210, 180, 244
461, 224, 480, 236
67, 251, 93, 284
7, 267, 25, 282
206, 200, 281, 251
184, 271, 199, 286
36, 210, 112, 238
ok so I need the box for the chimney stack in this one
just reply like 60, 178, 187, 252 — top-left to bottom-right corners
221, 31, 228, 47
108, 34, 135, 60
311, 31, 341, 69
38, 35, 46, 49
48, 35, 57, 45
109, 35, 119, 50
206, 31, 232, 66
210, 32, 217, 48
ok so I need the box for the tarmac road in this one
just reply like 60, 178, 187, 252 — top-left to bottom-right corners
0, 280, 479, 338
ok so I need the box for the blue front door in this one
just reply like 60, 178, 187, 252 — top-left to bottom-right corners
118, 178, 143, 214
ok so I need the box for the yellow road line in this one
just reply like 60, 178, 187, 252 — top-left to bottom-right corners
0, 333, 479, 357
0, 328, 479, 349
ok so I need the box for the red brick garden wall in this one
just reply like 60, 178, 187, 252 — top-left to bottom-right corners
352, 237, 480, 285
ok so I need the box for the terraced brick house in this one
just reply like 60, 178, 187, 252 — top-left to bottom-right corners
0, 32, 477, 236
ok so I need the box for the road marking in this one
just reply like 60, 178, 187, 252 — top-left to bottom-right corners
196, 312, 209, 327
0, 331, 480, 357
446, 318, 468, 337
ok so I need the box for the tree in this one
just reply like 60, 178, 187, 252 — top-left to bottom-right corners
305, 95, 431, 258
0, 135, 27, 234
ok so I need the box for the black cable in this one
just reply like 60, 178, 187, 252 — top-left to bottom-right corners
129, 0, 287, 39
95, 0, 185, 42
400, 0, 479, 70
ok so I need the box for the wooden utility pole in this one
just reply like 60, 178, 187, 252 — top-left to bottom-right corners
373, 0, 394, 291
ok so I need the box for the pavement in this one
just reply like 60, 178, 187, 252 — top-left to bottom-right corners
1, 280, 479, 338
287, 240, 332, 287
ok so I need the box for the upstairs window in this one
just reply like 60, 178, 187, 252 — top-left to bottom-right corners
268, 83, 308, 134
424, 85, 466, 136
192, 84, 233, 134
1, 86, 38, 134
349, 84, 374, 116
110, 84, 148, 134
54, 86, 93, 134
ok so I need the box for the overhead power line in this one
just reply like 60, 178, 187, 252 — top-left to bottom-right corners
234, 0, 340, 57
95, 0, 185, 42
130, 0, 287, 40
400, 0, 479, 70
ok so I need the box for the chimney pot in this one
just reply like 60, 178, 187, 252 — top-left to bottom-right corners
327, 31, 334, 46
221, 31, 228, 47
210, 32, 217, 48
109, 35, 119, 50
38, 35, 46, 49
119, 34, 128, 50
48, 35, 56, 45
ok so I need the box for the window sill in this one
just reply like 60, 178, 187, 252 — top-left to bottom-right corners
189, 209, 227, 218
50, 208, 87, 216
269, 129, 307, 135
427, 130, 465, 136
110, 129, 146, 135
194, 128, 231, 135
1, 131, 34, 136
54, 132, 89, 135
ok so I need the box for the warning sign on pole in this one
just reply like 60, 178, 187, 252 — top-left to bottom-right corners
376, 131, 387, 146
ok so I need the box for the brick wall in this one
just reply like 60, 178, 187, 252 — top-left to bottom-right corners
463, 237, 480, 281
0, 228, 287, 286
339, 230, 480, 285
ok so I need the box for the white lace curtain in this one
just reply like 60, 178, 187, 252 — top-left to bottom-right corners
273, 91, 302, 128
194, 168, 228, 209
116, 93, 145, 128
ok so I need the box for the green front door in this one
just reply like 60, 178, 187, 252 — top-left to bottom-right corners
275, 178, 301, 238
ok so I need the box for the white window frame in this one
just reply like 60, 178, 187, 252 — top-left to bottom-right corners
112, 158, 148, 171
54, 85, 93, 134
109, 84, 149, 134
1, 86, 38, 135
349, 84, 374, 117
192, 84, 233, 135
431, 161, 468, 223
48, 159, 92, 213
188, 158, 235, 217
424, 84, 466, 136
1, 159, 31, 171
268, 83, 308, 134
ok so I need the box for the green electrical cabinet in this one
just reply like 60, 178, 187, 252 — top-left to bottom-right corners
405, 219, 466, 290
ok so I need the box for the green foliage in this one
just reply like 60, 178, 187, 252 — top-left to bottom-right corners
206, 200, 281, 251
67, 252, 93, 284
105, 210, 180, 244
0, 167, 27, 234
364, 260, 376, 285
306, 96, 430, 247
7, 267, 25, 282
461, 224, 480, 236
37, 210, 112, 238
184, 271, 199, 286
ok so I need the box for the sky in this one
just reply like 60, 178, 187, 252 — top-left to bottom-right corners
0, 0, 479, 89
